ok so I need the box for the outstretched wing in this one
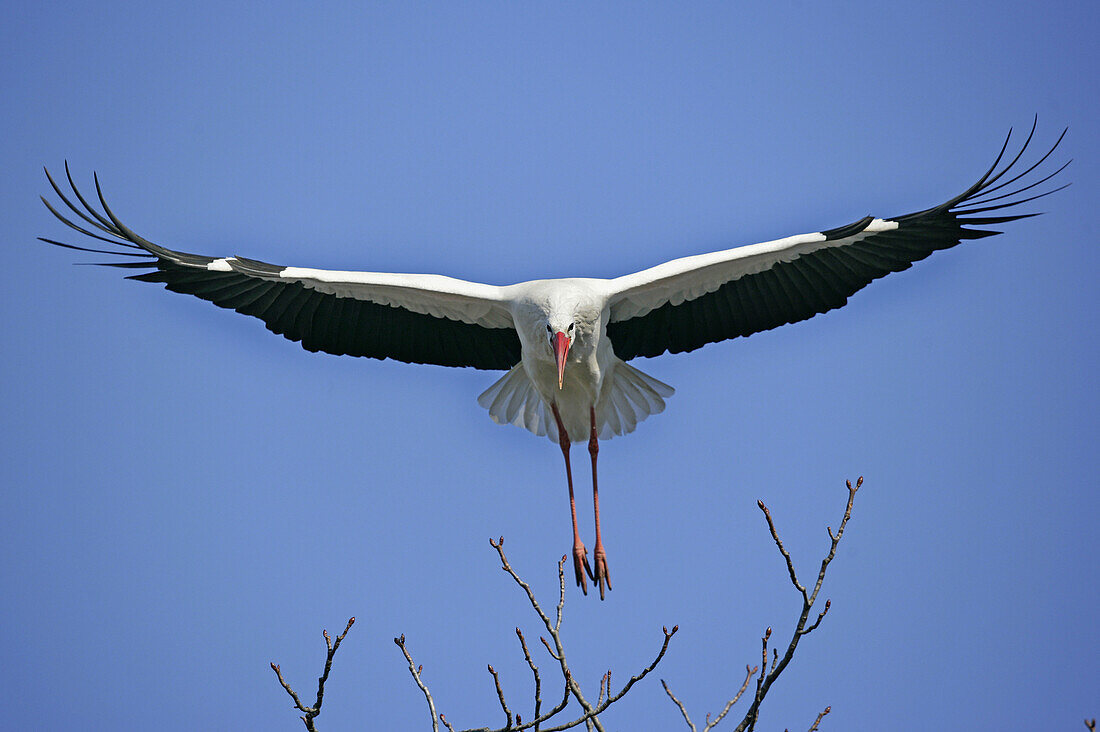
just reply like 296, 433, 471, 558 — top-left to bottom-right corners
605, 120, 1069, 361
40, 167, 521, 370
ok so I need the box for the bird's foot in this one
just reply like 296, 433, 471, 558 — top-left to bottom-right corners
572, 540, 593, 595
592, 542, 611, 601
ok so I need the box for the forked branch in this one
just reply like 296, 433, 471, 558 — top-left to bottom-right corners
271, 617, 356, 731
396, 537, 678, 732
663, 477, 862, 732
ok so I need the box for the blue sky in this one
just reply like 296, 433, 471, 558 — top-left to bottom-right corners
2, 2, 1096, 729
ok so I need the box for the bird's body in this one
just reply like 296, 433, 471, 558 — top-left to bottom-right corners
40, 121, 1068, 599
510, 279, 615, 441
483, 278, 671, 444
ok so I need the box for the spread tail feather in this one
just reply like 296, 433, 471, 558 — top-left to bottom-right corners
477, 364, 557, 439
478, 361, 674, 443
595, 361, 674, 439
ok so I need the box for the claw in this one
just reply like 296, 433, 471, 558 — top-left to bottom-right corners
592, 543, 611, 601
573, 541, 591, 595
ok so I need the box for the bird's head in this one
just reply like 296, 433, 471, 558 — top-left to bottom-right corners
545, 318, 575, 390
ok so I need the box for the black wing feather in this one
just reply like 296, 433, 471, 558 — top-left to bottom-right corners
40, 170, 521, 370
607, 119, 1068, 361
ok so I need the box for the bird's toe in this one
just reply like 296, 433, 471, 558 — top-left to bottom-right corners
592, 546, 611, 601
572, 543, 591, 595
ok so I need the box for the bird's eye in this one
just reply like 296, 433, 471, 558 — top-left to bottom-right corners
568, 323, 574, 332
546, 324, 552, 333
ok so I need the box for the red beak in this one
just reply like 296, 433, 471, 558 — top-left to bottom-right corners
554, 331, 570, 389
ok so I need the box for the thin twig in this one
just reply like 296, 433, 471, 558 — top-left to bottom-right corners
662, 662, 756, 732
394, 634, 441, 732
271, 665, 310, 717
270, 617, 356, 732
489, 537, 559, 636
760, 501, 806, 598
661, 680, 696, 731
708, 665, 757, 731
806, 706, 831, 731
539, 625, 678, 732
487, 664, 514, 729
602, 626, 677, 707
541, 636, 563, 661
747, 628, 771, 732
516, 628, 543, 731
662, 477, 862, 732
801, 600, 831, 636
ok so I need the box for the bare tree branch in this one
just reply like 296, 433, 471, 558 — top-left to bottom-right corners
1085, 719, 1095, 731
393, 536, 677, 732
271, 476, 861, 731
661, 679, 696, 731
663, 477, 863, 732
805, 706, 831, 731
801, 600, 830, 636
270, 617, 356, 731
394, 634, 441, 732
541, 635, 564, 661
734, 477, 861, 732
662, 663, 756, 732
487, 664, 514, 729
516, 628, 543, 731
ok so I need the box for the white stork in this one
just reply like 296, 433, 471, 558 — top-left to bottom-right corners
41, 121, 1067, 599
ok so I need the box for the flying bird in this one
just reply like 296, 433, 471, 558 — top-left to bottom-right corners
40, 121, 1067, 599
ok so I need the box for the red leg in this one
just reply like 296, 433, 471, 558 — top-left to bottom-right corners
552, 403, 591, 594
589, 407, 611, 600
